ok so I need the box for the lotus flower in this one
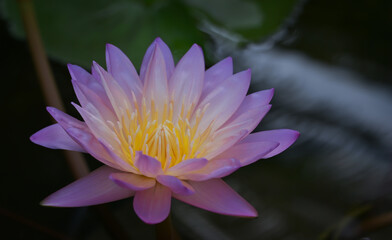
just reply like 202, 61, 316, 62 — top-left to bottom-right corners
31, 38, 299, 224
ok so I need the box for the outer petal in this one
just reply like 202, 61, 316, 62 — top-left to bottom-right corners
204, 129, 249, 160
156, 175, 195, 195
196, 69, 251, 132
47, 106, 86, 130
135, 152, 162, 178
240, 130, 300, 159
42, 166, 134, 207
213, 142, 280, 167
105, 44, 142, 100
65, 127, 123, 170
110, 172, 156, 191
180, 159, 241, 181
169, 44, 204, 120
48, 105, 118, 168
133, 183, 171, 224
201, 57, 233, 99
174, 179, 257, 217
45, 107, 120, 167
166, 158, 208, 176
140, 38, 175, 82
219, 89, 274, 134
30, 124, 85, 152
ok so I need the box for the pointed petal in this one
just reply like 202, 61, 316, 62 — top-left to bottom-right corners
72, 80, 116, 122
30, 124, 85, 152
46, 107, 117, 163
201, 57, 233, 99
71, 103, 117, 148
42, 166, 134, 207
46, 106, 86, 130
157, 175, 194, 195
204, 129, 249, 160
166, 158, 208, 176
220, 89, 274, 134
174, 179, 257, 217
255, 88, 274, 104
134, 152, 162, 178
106, 44, 142, 100
197, 69, 251, 132
140, 38, 175, 82
110, 172, 156, 191
169, 44, 204, 119
65, 127, 122, 170
181, 158, 241, 181
133, 183, 171, 224
217, 105, 270, 139
241, 130, 300, 159
98, 138, 138, 173
213, 142, 280, 166
67, 64, 110, 105
71, 103, 126, 167
142, 43, 169, 114
92, 62, 133, 119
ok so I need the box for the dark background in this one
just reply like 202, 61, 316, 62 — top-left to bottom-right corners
1, 0, 392, 239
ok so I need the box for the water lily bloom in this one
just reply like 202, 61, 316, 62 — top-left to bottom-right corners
31, 38, 299, 224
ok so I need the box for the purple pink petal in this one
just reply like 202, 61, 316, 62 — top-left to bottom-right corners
213, 141, 280, 166
180, 158, 241, 181
135, 152, 162, 177
110, 172, 156, 191
105, 43, 142, 99
42, 166, 134, 207
169, 44, 204, 119
140, 37, 175, 82
240, 129, 300, 159
197, 69, 251, 132
174, 179, 257, 217
30, 124, 85, 152
133, 183, 171, 224
156, 175, 195, 195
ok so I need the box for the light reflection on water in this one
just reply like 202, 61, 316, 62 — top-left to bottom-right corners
171, 1, 392, 239
239, 46, 392, 181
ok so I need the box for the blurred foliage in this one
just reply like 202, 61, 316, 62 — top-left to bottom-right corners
319, 205, 372, 240
0, 0, 297, 68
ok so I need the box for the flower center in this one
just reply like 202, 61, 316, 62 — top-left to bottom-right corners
111, 97, 214, 169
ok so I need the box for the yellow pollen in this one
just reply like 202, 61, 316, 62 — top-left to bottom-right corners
111, 97, 213, 168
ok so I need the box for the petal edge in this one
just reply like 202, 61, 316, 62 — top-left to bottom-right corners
174, 179, 257, 217
42, 166, 134, 207
30, 124, 85, 152
133, 183, 171, 224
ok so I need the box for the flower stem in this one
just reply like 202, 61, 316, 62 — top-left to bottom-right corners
155, 214, 180, 240
17, 1, 129, 239
17, 0, 90, 179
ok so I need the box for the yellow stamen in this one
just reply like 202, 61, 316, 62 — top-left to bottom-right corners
109, 94, 214, 168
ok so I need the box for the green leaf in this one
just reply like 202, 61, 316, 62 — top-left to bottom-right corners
1, 0, 205, 67
1, 0, 297, 67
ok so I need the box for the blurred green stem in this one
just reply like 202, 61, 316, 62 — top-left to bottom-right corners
156, 214, 180, 240
17, 1, 129, 239
17, 0, 89, 179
